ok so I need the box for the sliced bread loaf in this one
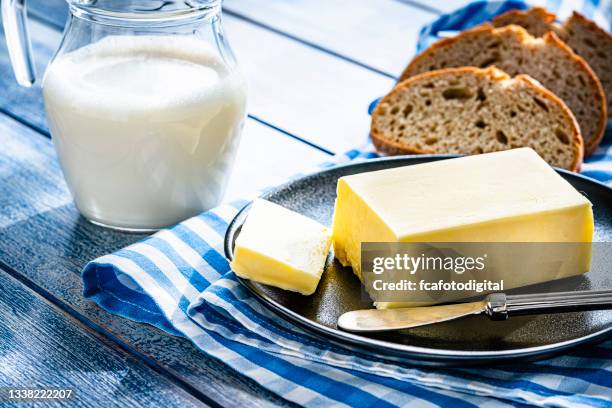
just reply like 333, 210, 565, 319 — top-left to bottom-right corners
493, 7, 612, 119
400, 24, 606, 156
371, 67, 583, 171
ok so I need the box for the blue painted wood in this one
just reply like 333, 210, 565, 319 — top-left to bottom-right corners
0, 266, 206, 408
24, 0, 393, 153
0, 109, 295, 408
0, 113, 69, 228
0, 15, 57, 133
410, 0, 467, 13
224, 0, 437, 77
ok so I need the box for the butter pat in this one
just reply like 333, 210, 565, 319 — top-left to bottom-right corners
230, 199, 331, 295
332, 148, 593, 299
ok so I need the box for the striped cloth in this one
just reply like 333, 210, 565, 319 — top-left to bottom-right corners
82, 1, 612, 407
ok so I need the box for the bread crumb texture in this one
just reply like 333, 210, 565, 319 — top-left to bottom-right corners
372, 67, 583, 171
493, 7, 612, 120
401, 24, 606, 156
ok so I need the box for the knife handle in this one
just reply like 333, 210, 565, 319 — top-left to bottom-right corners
485, 290, 612, 320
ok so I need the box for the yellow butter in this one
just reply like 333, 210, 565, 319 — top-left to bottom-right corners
230, 199, 331, 295
331, 148, 594, 306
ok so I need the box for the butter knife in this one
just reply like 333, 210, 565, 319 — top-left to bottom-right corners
337, 290, 612, 333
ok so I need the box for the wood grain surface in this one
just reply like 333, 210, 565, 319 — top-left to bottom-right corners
0, 266, 206, 407
224, 0, 437, 77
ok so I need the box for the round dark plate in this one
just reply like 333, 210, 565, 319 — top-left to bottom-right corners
224, 155, 612, 365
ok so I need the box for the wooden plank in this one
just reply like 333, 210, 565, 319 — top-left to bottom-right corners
0, 16, 58, 132
394, 0, 444, 15
0, 113, 70, 228
224, 0, 437, 77
418, 0, 465, 13
0, 267, 206, 408
225, 119, 328, 201
224, 15, 392, 152
0, 113, 294, 407
24, 0, 393, 153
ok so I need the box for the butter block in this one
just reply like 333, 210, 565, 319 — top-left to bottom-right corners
332, 148, 594, 303
231, 199, 331, 295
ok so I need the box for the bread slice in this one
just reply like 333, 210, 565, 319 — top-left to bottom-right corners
400, 25, 606, 156
371, 67, 583, 171
493, 8, 612, 120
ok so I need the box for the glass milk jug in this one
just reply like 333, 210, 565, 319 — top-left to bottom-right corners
2, 0, 247, 231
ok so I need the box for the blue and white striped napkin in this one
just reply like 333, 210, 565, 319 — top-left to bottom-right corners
83, 1, 612, 407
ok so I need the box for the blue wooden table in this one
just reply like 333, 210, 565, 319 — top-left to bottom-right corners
0, 0, 483, 406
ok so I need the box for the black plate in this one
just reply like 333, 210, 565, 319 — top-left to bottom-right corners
224, 155, 612, 365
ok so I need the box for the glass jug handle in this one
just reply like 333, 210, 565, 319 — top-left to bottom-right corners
1, 0, 36, 87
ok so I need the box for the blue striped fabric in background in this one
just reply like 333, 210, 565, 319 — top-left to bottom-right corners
83, 1, 612, 407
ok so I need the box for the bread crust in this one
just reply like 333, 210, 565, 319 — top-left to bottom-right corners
399, 24, 497, 82
541, 31, 607, 156
493, 7, 612, 122
568, 12, 612, 121
504, 6, 555, 21
492, 7, 557, 32
493, 8, 612, 44
371, 67, 584, 171
569, 11, 612, 43
399, 24, 606, 156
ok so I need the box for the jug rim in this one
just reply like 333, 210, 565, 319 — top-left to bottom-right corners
67, 0, 221, 25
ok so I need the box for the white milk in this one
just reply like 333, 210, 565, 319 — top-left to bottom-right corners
43, 36, 247, 230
